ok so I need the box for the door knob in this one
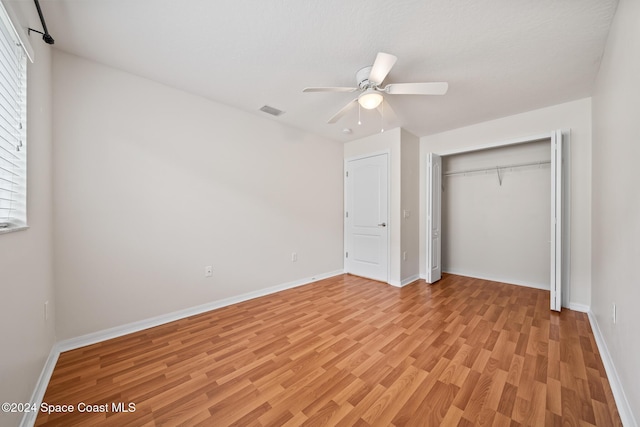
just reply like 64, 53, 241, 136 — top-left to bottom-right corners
378, 222, 386, 227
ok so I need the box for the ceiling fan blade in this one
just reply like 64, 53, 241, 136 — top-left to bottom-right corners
303, 87, 358, 93
384, 82, 449, 95
327, 98, 358, 124
368, 52, 397, 85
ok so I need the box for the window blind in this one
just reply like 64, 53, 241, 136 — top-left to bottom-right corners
0, 4, 27, 231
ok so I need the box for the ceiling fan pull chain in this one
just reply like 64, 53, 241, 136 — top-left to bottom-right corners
380, 102, 384, 133
358, 103, 362, 125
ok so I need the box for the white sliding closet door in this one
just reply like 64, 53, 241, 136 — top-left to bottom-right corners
426, 153, 442, 283
550, 130, 563, 311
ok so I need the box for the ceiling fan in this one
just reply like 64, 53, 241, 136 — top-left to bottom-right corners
303, 52, 448, 124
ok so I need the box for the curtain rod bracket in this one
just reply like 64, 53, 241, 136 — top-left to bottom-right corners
30, 0, 54, 45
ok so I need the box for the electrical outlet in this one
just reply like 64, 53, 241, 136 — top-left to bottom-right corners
205, 266, 213, 277
291, 252, 298, 262
612, 303, 617, 324
44, 301, 49, 320
402, 251, 407, 261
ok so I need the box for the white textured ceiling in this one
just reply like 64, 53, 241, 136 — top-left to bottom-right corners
38, 0, 618, 142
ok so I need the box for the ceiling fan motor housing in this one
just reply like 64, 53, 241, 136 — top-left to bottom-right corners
356, 66, 376, 89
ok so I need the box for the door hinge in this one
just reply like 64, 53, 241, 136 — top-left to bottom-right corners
346, 171, 349, 177
345, 211, 349, 218
345, 252, 348, 258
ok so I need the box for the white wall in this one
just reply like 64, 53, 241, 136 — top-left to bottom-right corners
441, 141, 551, 288
420, 98, 592, 309
343, 128, 421, 286
591, 0, 640, 423
0, 2, 55, 426
344, 129, 402, 284
400, 129, 420, 283
52, 51, 344, 340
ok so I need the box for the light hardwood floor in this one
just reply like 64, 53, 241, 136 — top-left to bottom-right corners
35, 274, 622, 426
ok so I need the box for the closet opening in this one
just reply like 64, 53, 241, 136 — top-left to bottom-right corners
426, 131, 567, 311
442, 139, 551, 288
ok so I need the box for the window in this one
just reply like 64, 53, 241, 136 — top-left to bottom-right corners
0, 2, 28, 233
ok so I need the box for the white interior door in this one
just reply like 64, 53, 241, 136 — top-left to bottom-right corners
550, 130, 563, 311
345, 154, 389, 282
426, 153, 442, 283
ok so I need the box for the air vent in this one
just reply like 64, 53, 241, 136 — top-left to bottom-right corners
259, 105, 285, 117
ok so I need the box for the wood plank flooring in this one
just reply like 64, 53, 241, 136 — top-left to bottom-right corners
35, 274, 622, 426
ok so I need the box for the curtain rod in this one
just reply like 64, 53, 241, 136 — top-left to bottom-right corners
28, 0, 54, 45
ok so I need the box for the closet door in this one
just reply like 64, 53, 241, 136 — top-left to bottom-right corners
550, 130, 563, 311
426, 153, 442, 283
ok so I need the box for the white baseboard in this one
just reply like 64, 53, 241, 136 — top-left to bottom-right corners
443, 269, 550, 291
388, 275, 420, 288
58, 269, 345, 352
567, 302, 590, 313
587, 311, 638, 427
401, 275, 420, 287
423, 271, 589, 311
20, 269, 344, 427
20, 344, 60, 427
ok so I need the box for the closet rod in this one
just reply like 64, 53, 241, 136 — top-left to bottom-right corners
444, 160, 551, 177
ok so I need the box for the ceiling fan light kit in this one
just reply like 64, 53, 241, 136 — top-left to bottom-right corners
303, 52, 448, 126
358, 89, 383, 110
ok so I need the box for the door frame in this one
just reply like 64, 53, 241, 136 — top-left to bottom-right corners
425, 130, 570, 309
344, 150, 391, 284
